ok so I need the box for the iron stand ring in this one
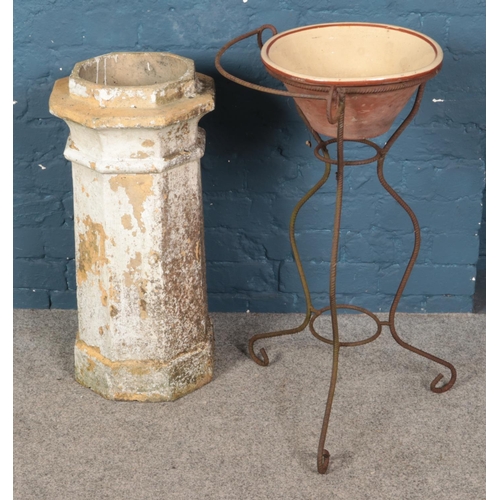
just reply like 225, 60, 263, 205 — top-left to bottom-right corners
214, 25, 329, 101
314, 138, 383, 166
309, 305, 383, 347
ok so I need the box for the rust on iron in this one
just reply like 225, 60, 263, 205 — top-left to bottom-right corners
216, 24, 457, 475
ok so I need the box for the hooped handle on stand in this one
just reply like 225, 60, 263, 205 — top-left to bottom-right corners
214, 24, 329, 102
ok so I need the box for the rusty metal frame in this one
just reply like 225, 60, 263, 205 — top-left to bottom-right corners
216, 25, 457, 475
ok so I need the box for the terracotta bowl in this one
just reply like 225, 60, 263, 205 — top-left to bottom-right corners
261, 23, 443, 139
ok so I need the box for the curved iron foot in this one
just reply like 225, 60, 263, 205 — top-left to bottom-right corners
317, 449, 330, 475
430, 370, 456, 393
248, 336, 270, 366
389, 324, 457, 393
248, 317, 311, 367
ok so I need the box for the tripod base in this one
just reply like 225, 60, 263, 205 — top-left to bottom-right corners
249, 305, 457, 474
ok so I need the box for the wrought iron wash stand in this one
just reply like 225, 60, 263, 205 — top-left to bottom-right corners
215, 25, 457, 474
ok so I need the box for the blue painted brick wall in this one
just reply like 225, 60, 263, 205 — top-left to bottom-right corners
14, 0, 485, 312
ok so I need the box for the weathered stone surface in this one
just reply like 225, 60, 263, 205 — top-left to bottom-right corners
50, 52, 215, 401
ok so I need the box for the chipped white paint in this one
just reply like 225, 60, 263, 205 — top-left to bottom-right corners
49, 52, 215, 402
95, 87, 122, 107
68, 79, 90, 98
432, 98, 445, 102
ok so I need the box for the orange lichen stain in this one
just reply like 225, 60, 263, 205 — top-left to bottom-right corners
141, 140, 155, 147
77, 216, 108, 285
139, 280, 148, 320
112, 392, 167, 402
69, 141, 80, 151
99, 280, 108, 306
170, 372, 212, 401
123, 252, 149, 320
86, 357, 96, 372
76, 339, 157, 375
109, 174, 153, 233
130, 151, 151, 159
124, 252, 142, 287
99, 326, 104, 336
121, 214, 133, 230
89, 161, 96, 170
195, 240, 201, 261
110, 237, 116, 247
130, 252, 142, 268
124, 363, 152, 376
123, 273, 132, 287
108, 282, 119, 303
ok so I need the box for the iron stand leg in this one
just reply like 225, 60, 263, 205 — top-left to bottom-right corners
317, 91, 346, 474
248, 157, 332, 366
377, 157, 457, 393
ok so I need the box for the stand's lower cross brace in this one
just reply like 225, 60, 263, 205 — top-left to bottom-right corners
247, 85, 457, 474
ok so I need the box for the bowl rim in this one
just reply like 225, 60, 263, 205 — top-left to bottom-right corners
260, 22, 444, 86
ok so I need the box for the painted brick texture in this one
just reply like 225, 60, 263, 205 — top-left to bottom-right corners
14, 0, 485, 312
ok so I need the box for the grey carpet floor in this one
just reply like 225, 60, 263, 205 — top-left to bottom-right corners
14, 310, 485, 500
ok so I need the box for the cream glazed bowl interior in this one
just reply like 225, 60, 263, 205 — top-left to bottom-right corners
260, 23, 443, 139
